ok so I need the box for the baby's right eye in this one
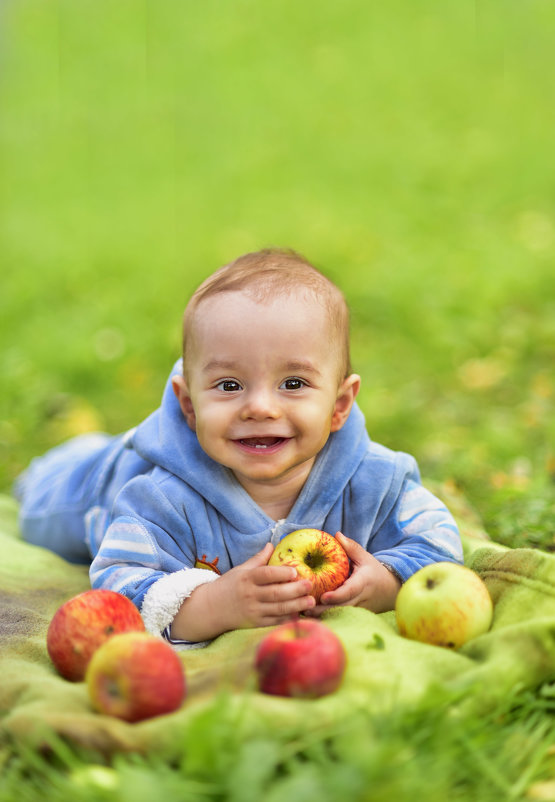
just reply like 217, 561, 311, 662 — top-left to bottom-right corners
216, 380, 242, 392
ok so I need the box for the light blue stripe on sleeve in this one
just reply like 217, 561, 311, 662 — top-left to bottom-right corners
398, 480, 463, 560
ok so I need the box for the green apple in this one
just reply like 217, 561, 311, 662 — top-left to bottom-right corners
268, 528, 349, 602
395, 562, 493, 649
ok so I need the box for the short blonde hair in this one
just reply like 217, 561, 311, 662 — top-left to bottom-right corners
183, 248, 352, 379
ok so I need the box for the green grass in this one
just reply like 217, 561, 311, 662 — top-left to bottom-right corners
2, 686, 555, 802
2, 0, 554, 547
1, 0, 554, 797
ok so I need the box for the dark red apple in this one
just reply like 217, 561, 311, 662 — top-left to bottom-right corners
255, 618, 346, 698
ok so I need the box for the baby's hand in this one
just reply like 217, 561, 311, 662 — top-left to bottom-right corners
170, 543, 315, 642
216, 543, 316, 630
305, 532, 401, 616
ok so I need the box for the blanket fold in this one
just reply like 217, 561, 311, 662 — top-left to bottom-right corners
0, 492, 553, 757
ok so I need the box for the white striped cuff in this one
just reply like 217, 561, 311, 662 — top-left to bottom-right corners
140, 568, 219, 650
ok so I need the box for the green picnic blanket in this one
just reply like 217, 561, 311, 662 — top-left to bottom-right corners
1, 489, 554, 759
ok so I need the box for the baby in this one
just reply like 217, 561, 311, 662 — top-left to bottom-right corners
15, 249, 463, 647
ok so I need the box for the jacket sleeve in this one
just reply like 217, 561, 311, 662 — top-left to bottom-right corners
88, 474, 219, 647
371, 478, 464, 582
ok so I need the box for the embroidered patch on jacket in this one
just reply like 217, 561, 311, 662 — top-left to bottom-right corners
194, 554, 221, 575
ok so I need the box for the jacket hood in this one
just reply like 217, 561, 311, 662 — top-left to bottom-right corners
130, 360, 371, 531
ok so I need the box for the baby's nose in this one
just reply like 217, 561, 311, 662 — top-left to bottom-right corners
241, 388, 280, 419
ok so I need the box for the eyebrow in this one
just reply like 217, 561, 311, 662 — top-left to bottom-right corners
201, 359, 322, 376
283, 361, 322, 376
201, 360, 238, 373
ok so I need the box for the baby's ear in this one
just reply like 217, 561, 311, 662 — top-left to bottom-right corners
172, 375, 196, 430
330, 374, 361, 432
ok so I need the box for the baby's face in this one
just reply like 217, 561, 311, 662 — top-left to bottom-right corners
174, 290, 358, 497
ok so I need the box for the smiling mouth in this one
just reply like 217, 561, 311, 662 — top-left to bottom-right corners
236, 437, 288, 450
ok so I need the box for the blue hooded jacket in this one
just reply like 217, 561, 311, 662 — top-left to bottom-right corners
75, 361, 463, 642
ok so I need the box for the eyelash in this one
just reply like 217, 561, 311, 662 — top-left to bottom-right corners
280, 377, 307, 391
216, 380, 242, 392
214, 377, 307, 392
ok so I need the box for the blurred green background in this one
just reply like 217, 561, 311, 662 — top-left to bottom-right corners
1, 0, 554, 548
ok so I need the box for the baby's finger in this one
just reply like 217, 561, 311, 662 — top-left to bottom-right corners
261, 593, 316, 623
319, 578, 362, 606
252, 564, 298, 585
257, 578, 313, 603
304, 583, 359, 616
240, 542, 274, 569
335, 532, 371, 565
302, 604, 329, 617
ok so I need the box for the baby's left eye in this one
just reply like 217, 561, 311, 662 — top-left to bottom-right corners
216, 380, 242, 392
280, 377, 306, 391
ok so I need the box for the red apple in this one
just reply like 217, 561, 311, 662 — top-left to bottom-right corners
86, 632, 186, 722
255, 618, 346, 698
47, 589, 145, 681
268, 529, 349, 602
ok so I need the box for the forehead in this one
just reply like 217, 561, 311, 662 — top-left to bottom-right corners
187, 290, 336, 368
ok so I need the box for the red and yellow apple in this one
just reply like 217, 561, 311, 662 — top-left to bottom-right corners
395, 561, 493, 649
86, 632, 186, 722
47, 589, 145, 681
268, 529, 349, 602
255, 618, 346, 698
